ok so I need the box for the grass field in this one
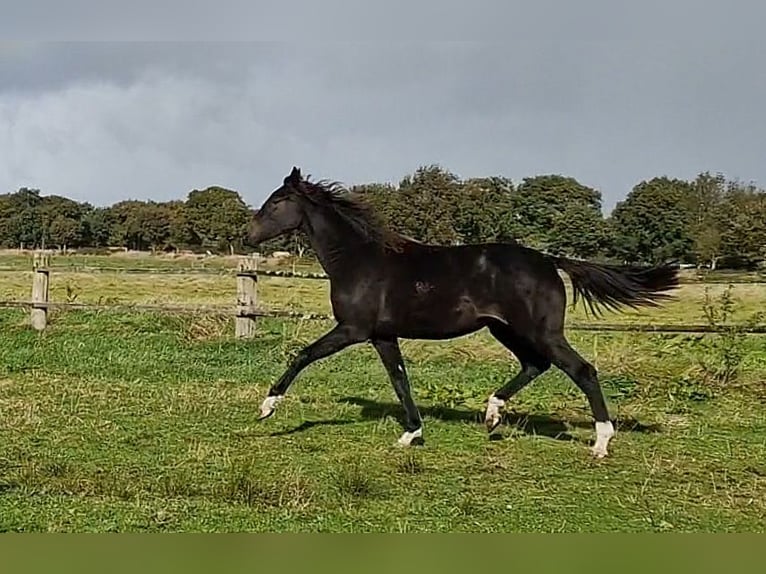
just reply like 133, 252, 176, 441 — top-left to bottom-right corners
1, 253, 766, 532
2, 251, 765, 322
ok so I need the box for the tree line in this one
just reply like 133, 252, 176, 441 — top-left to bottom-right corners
1, 165, 764, 268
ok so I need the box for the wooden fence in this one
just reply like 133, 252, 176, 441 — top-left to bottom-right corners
1, 253, 765, 337
0, 253, 334, 338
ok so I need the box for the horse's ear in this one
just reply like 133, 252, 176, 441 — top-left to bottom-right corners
284, 166, 302, 185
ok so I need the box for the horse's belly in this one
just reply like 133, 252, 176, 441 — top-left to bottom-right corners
376, 295, 491, 340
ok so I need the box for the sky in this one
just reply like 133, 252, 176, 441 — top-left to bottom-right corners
1, 3, 765, 214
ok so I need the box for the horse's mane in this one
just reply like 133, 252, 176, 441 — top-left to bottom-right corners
299, 177, 412, 251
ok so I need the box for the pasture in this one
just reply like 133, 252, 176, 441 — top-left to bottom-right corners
1, 252, 765, 532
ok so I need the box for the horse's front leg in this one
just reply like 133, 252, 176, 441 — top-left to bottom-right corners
258, 323, 366, 419
371, 337, 424, 446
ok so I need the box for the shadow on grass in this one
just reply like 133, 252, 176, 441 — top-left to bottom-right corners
339, 397, 662, 442
267, 397, 662, 442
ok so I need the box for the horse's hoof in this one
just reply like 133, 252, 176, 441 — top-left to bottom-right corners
486, 417, 502, 434
484, 395, 505, 434
591, 421, 615, 459
590, 446, 609, 459
396, 428, 423, 447
259, 395, 283, 420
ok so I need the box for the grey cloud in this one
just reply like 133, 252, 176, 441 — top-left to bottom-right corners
1, 8, 765, 215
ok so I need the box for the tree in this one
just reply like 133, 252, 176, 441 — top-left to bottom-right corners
0, 188, 44, 248
718, 181, 766, 266
184, 186, 251, 254
511, 175, 604, 253
548, 203, 609, 258
38, 194, 88, 249
0, 168, 760, 268
0, 189, 91, 250
165, 200, 193, 251
686, 172, 725, 269
142, 203, 173, 252
351, 182, 400, 234
47, 215, 83, 250
608, 177, 694, 264
453, 177, 518, 244
395, 165, 462, 244
108, 200, 173, 251
83, 207, 115, 248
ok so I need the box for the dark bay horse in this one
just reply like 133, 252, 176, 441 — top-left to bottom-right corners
249, 167, 679, 457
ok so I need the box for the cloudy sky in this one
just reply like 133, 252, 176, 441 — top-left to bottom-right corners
1, 3, 764, 213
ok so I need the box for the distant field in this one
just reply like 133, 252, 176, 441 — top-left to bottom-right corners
1, 252, 765, 324
1, 252, 765, 532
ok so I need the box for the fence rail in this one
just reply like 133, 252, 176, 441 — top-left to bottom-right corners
0, 300, 333, 320
3, 297, 765, 334
1, 254, 765, 336
0, 265, 331, 279
1, 264, 765, 284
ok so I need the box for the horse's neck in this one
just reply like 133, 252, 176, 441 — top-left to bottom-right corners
303, 208, 376, 277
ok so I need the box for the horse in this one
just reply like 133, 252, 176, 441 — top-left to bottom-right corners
248, 167, 679, 457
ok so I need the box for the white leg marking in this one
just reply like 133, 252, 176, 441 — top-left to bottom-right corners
592, 421, 615, 458
259, 395, 284, 419
397, 427, 423, 447
485, 395, 505, 432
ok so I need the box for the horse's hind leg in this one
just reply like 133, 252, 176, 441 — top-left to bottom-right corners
539, 333, 614, 458
485, 323, 551, 433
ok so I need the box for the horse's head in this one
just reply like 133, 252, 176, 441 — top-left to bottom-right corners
248, 166, 306, 246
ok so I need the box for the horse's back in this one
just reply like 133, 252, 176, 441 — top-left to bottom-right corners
369, 241, 562, 339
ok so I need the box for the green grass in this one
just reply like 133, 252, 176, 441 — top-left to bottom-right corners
1, 308, 765, 532
1, 252, 766, 532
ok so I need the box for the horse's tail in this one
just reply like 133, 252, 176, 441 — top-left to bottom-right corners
549, 256, 680, 315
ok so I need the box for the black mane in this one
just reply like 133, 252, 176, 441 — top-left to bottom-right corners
299, 177, 406, 250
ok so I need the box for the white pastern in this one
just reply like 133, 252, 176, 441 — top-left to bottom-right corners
397, 427, 423, 447
592, 421, 615, 458
259, 395, 284, 419
484, 395, 505, 431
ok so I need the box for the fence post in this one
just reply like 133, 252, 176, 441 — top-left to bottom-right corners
235, 255, 258, 339
31, 252, 50, 331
